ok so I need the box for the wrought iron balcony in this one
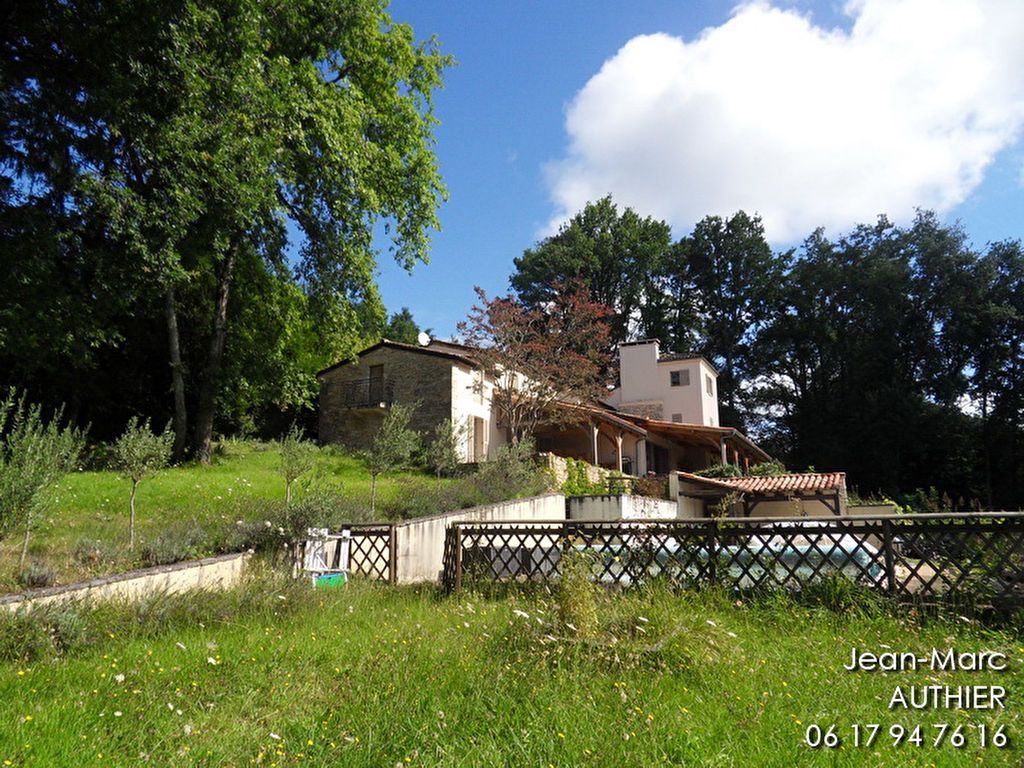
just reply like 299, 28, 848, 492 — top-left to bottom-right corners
336, 377, 394, 409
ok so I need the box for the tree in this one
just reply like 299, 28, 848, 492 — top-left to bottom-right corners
280, 424, 317, 505
426, 418, 466, 479
2, 0, 450, 461
458, 282, 612, 443
384, 308, 424, 345
365, 403, 420, 516
664, 212, 784, 428
511, 196, 672, 348
0, 391, 83, 567
113, 417, 173, 550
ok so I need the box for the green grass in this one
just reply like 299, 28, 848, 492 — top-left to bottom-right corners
0, 578, 1019, 767
0, 441, 452, 591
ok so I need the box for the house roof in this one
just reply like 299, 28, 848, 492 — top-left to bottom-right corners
622, 416, 772, 463
676, 470, 846, 496
316, 339, 480, 377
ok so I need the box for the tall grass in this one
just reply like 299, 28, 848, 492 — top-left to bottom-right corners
0, 580, 1018, 766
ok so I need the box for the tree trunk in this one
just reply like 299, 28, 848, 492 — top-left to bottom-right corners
165, 286, 188, 462
193, 242, 240, 463
129, 481, 138, 550
19, 512, 32, 569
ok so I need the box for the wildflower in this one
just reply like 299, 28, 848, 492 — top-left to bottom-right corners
114, 711, 123, 718
705, 619, 717, 627
269, 733, 281, 741
512, 609, 529, 619
637, 616, 649, 623
206, 657, 218, 666
114, 674, 125, 684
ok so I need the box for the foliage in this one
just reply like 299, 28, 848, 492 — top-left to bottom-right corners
16, 560, 56, 589
694, 463, 742, 479
0, 583, 1016, 765
279, 424, 317, 505
0, 390, 84, 567
383, 307, 425, 345
512, 196, 673, 349
139, 523, 209, 567
1, 0, 450, 458
425, 418, 466, 479
112, 417, 173, 550
747, 460, 788, 476
470, 439, 550, 499
459, 280, 612, 443
562, 458, 607, 496
630, 475, 669, 499
365, 404, 421, 516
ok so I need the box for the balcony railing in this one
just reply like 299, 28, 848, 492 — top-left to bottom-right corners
336, 377, 394, 409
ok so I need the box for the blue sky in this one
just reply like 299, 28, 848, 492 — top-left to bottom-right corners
374, 0, 1024, 338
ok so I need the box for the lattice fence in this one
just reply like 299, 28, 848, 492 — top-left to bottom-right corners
441, 514, 1024, 608
347, 524, 394, 582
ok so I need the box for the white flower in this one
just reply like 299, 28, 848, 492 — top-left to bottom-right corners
637, 616, 649, 623
114, 711, 122, 717
114, 673, 125, 684
512, 609, 529, 619
726, 631, 737, 638
705, 619, 717, 627
183, 724, 193, 736
269, 733, 281, 740
206, 657, 218, 666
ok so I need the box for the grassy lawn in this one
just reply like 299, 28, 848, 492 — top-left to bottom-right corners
0, 441, 453, 591
0, 578, 1019, 767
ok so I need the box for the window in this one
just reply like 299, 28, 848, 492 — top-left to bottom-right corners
706, 374, 714, 396
671, 413, 682, 423
670, 369, 690, 387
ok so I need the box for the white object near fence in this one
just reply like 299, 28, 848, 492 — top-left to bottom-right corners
301, 528, 350, 587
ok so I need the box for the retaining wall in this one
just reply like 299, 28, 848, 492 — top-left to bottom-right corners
0, 552, 250, 613
567, 494, 678, 521
392, 493, 567, 584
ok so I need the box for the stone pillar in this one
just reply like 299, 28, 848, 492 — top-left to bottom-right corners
637, 438, 648, 475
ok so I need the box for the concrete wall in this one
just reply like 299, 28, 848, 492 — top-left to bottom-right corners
392, 493, 566, 584
0, 553, 250, 613
611, 340, 719, 427
568, 495, 678, 521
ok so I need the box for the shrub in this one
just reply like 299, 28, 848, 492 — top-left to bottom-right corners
0, 389, 84, 567
139, 524, 209, 567
630, 475, 668, 499
748, 460, 787, 476
425, 419, 465, 479
562, 457, 606, 496
695, 463, 741, 479
471, 440, 549, 502
72, 537, 123, 570
16, 560, 56, 589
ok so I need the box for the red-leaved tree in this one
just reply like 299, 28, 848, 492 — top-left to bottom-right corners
458, 281, 612, 443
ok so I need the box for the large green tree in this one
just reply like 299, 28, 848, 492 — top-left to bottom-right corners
1, 0, 449, 459
662, 211, 784, 428
511, 196, 672, 348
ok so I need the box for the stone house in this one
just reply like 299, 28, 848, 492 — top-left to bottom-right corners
318, 339, 498, 461
317, 337, 771, 476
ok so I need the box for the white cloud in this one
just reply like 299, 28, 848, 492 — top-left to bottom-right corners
544, 0, 1024, 242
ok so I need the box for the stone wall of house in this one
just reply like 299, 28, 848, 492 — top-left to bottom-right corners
319, 347, 455, 449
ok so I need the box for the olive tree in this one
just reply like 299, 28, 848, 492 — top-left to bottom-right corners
365, 403, 420, 517
113, 417, 173, 550
0, 390, 83, 567
280, 424, 317, 505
